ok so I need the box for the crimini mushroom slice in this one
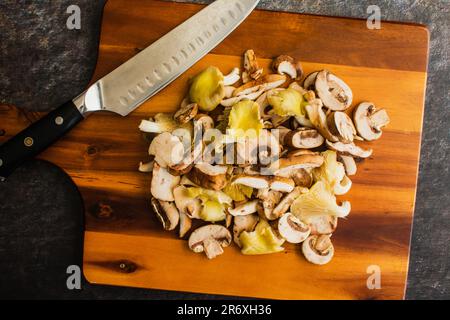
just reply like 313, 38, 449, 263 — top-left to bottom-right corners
173, 185, 201, 219
272, 55, 303, 79
278, 212, 311, 244
302, 235, 334, 265
243, 49, 263, 80
232, 174, 270, 189
233, 214, 259, 247
179, 211, 192, 238
220, 88, 265, 107
304, 215, 338, 235
138, 160, 154, 173
305, 100, 340, 142
151, 162, 180, 201
272, 187, 306, 218
353, 102, 390, 141
150, 197, 180, 231
258, 129, 281, 166
187, 163, 228, 191
188, 224, 232, 259
194, 114, 214, 131
290, 169, 313, 188
228, 200, 259, 216
334, 175, 352, 195
269, 177, 296, 193
302, 71, 319, 90
148, 132, 185, 168
338, 154, 357, 176
314, 70, 353, 111
327, 111, 356, 143
284, 128, 325, 149
326, 140, 373, 159
270, 154, 324, 177
174, 102, 198, 124
256, 188, 283, 220
223, 67, 241, 86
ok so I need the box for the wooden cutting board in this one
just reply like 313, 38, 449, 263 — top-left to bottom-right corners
0, 0, 429, 299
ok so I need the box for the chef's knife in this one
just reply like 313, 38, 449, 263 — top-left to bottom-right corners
0, 0, 260, 180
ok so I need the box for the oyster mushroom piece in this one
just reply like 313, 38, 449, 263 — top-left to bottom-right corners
272, 187, 306, 218
233, 74, 286, 97
173, 185, 201, 219
174, 102, 198, 124
278, 212, 311, 244
233, 214, 259, 247
326, 140, 373, 159
220, 88, 265, 107
188, 225, 232, 259
270, 154, 324, 177
150, 197, 180, 231
243, 49, 263, 80
179, 211, 192, 238
256, 188, 284, 220
284, 128, 325, 149
189, 66, 225, 112
302, 71, 319, 90
228, 200, 259, 216
327, 111, 357, 143
302, 235, 334, 265
305, 215, 338, 235
148, 132, 185, 168
314, 70, 353, 111
338, 155, 357, 176
353, 102, 390, 141
187, 163, 228, 191
272, 55, 303, 79
223, 67, 241, 86
151, 162, 180, 201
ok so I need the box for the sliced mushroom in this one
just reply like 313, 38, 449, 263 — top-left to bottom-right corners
187, 163, 228, 191
223, 86, 236, 98
284, 128, 325, 149
225, 212, 233, 228
243, 49, 263, 80
220, 87, 265, 107
228, 200, 259, 216
294, 115, 314, 128
236, 135, 259, 166
256, 188, 283, 220
302, 235, 334, 265
290, 169, 313, 188
278, 212, 311, 244
233, 74, 286, 97
258, 129, 281, 166
149, 132, 185, 168
150, 197, 180, 231
288, 81, 307, 95
272, 55, 303, 79
233, 214, 259, 247
194, 114, 214, 131
241, 71, 251, 84
188, 225, 232, 259
275, 126, 292, 144
151, 162, 180, 201
338, 154, 357, 176
314, 70, 353, 111
304, 215, 338, 235
179, 211, 192, 238
305, 100, 340, 142
302, 71, 319, 90
272, 187, 306, 218
326, 140, 373, 159
174, 103, 198, 124
334, 175, 352, 195
168, 160, 194, 176
269, 176, 295, 193
327, 111, 356, 143
232, 175, 270, 189
270, 154, 324, 177
223, 67, 241, 86
173, 185, 201, 219
353, 102, 390, 141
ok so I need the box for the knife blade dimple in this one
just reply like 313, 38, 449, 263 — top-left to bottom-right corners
77, 0, 260, 116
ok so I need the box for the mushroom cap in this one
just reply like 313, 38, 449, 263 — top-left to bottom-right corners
188, 224, 232, 253
148, 132, 185, 168
327, 111, 356, 143
272, 55, 299, 79
314, 70, 353, 111
278, 212, 311, 244
353, 102, 390, 141
187, 163, 228, 191
302, 235, 334, 265
302, 71, 319, 90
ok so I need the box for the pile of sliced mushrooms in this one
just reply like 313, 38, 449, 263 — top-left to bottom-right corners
139, 50, 390, 264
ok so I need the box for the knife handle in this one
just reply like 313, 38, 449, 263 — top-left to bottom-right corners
0, 101, 84, 180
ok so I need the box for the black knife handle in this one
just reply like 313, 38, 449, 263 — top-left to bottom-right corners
0, 101, 84, 180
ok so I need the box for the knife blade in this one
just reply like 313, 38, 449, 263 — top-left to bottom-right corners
0, 0, 260, 180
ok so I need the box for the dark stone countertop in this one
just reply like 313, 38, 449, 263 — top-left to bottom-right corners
0, 0, 449, 299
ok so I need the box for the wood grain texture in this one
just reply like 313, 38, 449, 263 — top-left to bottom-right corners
0, 0, 429, 299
